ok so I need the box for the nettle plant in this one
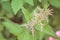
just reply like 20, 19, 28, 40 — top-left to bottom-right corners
0, 0, 60, 40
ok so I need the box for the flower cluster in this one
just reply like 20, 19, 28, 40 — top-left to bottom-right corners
27, 7, 53, 36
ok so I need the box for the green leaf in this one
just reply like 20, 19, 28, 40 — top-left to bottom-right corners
24, 0, 34, 6
49, 0, 60, 8
2, 1, 11, 12
11, 0, 24, 14
2, 19, 23, 36
41, 0, 49, 9
43, 25, 56, 37
35, 24, 45, 40
18, 31, 31, 40
22, 7, 33, 22
30, 35, 36, 40
2, 1, 14, 18
0, 33, 6, 40
39, 31, 45, 40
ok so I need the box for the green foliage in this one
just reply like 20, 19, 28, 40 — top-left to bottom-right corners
0, 33, 6, 40
49, 0, 60, 8
11, 0, 24, 14
2, 19, 23, 36
41, 0, 49, 9
18, 31, 31, 40
24, 0, 34, 6
1, 0, 14, 18
11, 0, 34, 14
0, 0, 60, 40
43, 25, 56, 37
22, 7, 33, 22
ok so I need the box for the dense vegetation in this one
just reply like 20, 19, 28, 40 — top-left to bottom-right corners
0, 0, 60, 40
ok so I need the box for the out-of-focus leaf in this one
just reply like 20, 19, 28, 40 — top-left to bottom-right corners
2, 1, 14, 18
0, 33, 6, 40
2, 0, 11, 12
41, 0, 49, 9
39, 31, 45, 40
30, 35, 36, 40
35, 24, 55, 40
43, 25, 56, 37
35, 23, 45, 40
24, 0, 34, 6
11, 0, 24, 14
30, 31, 37, 40
35, 24, 45, 40
18, 31, 31, 40
45, 35, 49, 40
49, 0, 60, 8
2, 19, 23, 36
22, 7, 33, 22
35, 22, 56, 39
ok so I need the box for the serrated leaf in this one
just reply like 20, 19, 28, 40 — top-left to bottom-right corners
2, 19, 23, 36
11, 0, 24, 14
22, 7, 33, 22
24, 0, 34, 6
49, 0, 60, 8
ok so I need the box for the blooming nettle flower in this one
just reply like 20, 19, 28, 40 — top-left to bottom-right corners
27, 7, 53, 36
37, 7, 53, 23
